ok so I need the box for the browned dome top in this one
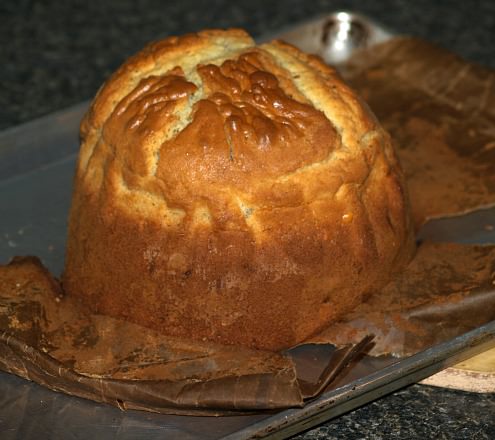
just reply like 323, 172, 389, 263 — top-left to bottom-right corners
77, 29, 386, 233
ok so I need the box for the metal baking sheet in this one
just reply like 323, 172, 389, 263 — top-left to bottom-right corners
1, 11, 494, 440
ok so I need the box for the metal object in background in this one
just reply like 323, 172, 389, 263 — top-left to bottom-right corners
276, 11, 393, 65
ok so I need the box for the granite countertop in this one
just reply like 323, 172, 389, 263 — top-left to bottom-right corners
1, 0, 495, 439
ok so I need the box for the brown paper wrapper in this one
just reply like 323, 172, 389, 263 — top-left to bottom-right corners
309, 241, 495, 357
1, 37, 495, 414
341, 37, 495, 229
0, 256, 368, 415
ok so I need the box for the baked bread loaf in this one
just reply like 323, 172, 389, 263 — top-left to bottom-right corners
63, 29, 414, 351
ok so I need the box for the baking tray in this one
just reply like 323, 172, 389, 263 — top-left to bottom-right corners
1, 11, 494, 440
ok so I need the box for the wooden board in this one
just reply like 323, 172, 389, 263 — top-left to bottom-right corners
421, 347, 495, 392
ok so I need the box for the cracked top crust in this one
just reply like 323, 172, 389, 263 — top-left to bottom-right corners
64, 29, 415, 350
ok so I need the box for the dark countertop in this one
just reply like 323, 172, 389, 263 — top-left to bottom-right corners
1, 0, 495, 439
3, 0, 495, 131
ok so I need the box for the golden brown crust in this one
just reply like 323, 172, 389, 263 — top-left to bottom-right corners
64, 29, 415, 351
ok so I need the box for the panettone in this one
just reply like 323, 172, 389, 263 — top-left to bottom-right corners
63, 29, 414, 350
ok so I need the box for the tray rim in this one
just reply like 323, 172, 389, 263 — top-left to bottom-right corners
221, 320, 495, 439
